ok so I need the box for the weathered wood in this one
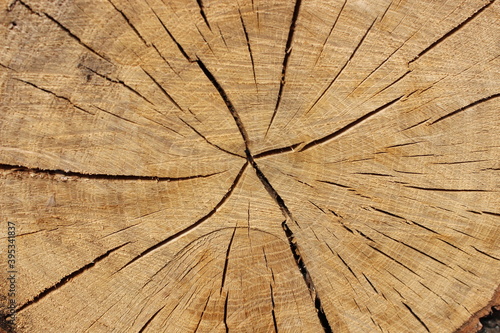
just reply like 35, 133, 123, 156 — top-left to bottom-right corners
0, 0, 499, 332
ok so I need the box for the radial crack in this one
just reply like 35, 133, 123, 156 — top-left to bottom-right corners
138, 307, 164, 333
238, 9, 257, 88
402, 303, 430, 332
43, 12, 109, 61
179, 117, 245, 158
81, 65, 155, 105
220, 228, 237, 293
117, 162, 247, 271
301, 96, 403, 152
253, 143, 302, 159
306, 17, 377, 115
0, 163, 222, 182
196, 58, 250, 150
142, 67, 184, 112
151, 8, 194, 62
270, 284, 279, 333
14, 78, 94, 115
409, 0, 495, 64
224, 292, 230, 333
315, 0, 347, 65
430, 93, 500, 124
246, 152, 295, 222
266, 0, 303, 135
107, 0, 149, 46
196, 0, 212, 31
17, 243, 130, 313
282, 221, 333, 333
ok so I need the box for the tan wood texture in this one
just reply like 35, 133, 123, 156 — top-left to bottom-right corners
0, 0, 499, 332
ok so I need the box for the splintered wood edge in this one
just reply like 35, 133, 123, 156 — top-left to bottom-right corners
455, 284, 500, 333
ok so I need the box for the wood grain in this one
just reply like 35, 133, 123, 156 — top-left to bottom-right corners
0, 0, 499, 332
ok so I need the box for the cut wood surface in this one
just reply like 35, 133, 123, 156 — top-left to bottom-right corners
0, 0, 499, 332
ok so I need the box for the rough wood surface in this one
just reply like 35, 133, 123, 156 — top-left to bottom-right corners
0, 0, 499, 332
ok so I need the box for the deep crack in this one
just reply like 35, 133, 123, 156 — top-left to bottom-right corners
246, 150, 333, 332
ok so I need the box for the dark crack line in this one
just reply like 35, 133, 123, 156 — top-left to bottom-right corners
317, 179, 351, 189
193, 294, 211, 332
17, 242, 130, 313
405, 185, 488, 192
306, 17, 377, 116
369, 244, 421, 278
270, 284, 279, 333
282, 221, 333, 333
373, 69, 411, 96
409, 0, 495, 64
347, 28, 414, 99
0, 62, 15, 71
220, 227, 236, 293
142, 67, 184, 112
179, 118, 245, 158
266, 0, 303, 135
81, 65, 155, 105
246, 152, 295, 223
196, 25, 215, 55
196, 0, 212, 31
315, 0, 347, 65
152, 43, 179, 76
107, 0, 149, 47
402, 303, 430, 332
375, 229, 450, 267
253, 142, 302, 159
472, 246, 500, 261
138, 306, 164, 333
0, 163, 222, 182
430, 93, 500, 125
196, 58, 250, 149
224, 292, 230, 333
117, 163, 248, 272
151, 8, 194, 62
245, 151, 334, 332
239, 9, 258, 88
93, 105, 139, 125
300, 95, 403, 152
43, 12, 109, 61
14, 78, 94, 115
